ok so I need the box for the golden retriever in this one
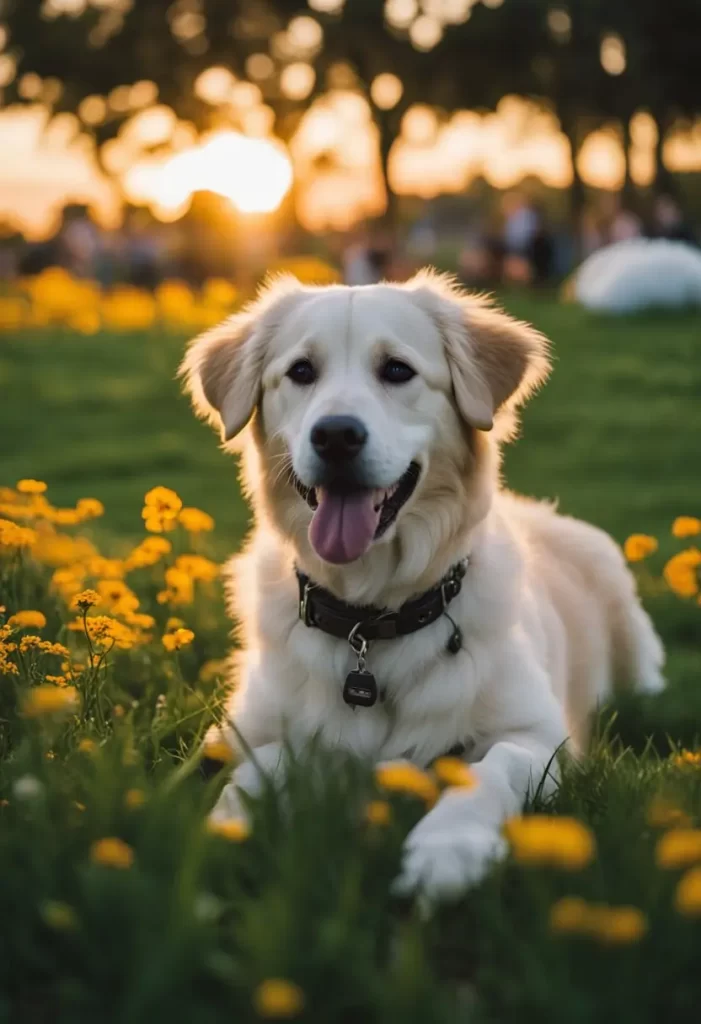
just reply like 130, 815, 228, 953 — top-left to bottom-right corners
181, 271, 664, 899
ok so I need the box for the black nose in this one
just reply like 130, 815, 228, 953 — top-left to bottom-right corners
311, 415, 368, 463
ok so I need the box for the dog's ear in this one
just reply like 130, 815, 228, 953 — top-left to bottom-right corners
406, 272, 551, 432
180, 277, 301, 442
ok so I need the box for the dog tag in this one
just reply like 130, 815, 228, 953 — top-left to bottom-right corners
343, 670, 378, 708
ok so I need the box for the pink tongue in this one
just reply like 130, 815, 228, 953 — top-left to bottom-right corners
309, 490, 381, 564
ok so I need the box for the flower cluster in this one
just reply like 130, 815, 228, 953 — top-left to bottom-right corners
624, 515, 701, 602
549, 898, 648, 943
504, 815, 596, 869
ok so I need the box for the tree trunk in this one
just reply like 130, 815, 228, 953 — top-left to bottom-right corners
563, 116, 586, 261
621, 115, 637, 210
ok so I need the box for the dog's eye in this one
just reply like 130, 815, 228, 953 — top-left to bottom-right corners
286, 359, 317, 386
380, 358, 416, 385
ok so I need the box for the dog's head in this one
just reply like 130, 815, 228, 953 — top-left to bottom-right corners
181, 271, 550, 569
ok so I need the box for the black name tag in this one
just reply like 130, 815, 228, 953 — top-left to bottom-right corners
343, 670, 378, 708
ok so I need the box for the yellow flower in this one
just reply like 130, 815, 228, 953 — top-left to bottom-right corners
0, 296, 26, 331
124, 536, 171, 570
125, 788, 146, 809
90, 837, 134, 869
174, 554, 219, 582
623, 534, 658, 562
646, 796, 692, 828
0, 518, 37, 549
68, 615, 138, 650
549, 899, 647, 943
674, 749, 701, 768
45, 675, 67, 686
102, 286, 156, 331
655, 828, 701, 869
96, 579, 140, 616
78, 738, 97, 754
675, 866, 701, 916
364, 800, 392, 826
71, 589, 101, 612
253, 979, 305, 1019
41, 900, 78, 932
202, 278, 237, 307
549, 896, 591, 935
592, 905, 648, 945
199, 659, 228, 683
178, 507, 215, 533
207, 817, 250, 842
157, 567, 194, 606
143, 486, 182, 516
23, 685, 78, 718
16, 479, 47, 495
672, 516, 701, 538
504, 815, 595, 869
162, 627, 195, 651
203, 739, 235, 763
432, 756, 478, 789
19, 636, 70, 658
8, 610, 46, 630
155, 279, 195, 320
375, 763, 439, 806
166, 617, 185, 631
84, 557, 124, 580
664, 549, 701, 598
70, 309, 102, 335
76, 498, 105, 520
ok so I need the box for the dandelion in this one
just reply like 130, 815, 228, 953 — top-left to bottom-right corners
178, 507, 215, 533
432, 756, 478, 789
90, 837, 134, 869
162, 627, 195, 651
675, 866, 701, 916
175, 554, 219, 582
71, 590, 100, 612
8, 610, 46, 629
253, 979, 305, 1019
591, 905, 648, 945
23, 685, 78, 718
207, 817, 250, 842
674, 749, 701, 768
203, 739, 235, 763
364, 800, 392, 826
504, 815, 595, 869
672, 516, 701, 538
655, 828, 701, 869
664, 549, 701, 598
375, 762, 439, 806
125, 788, 146, 809
16, 479, 47, 495
41, 900, 78, 932
623, 534, 658, 562
647, 796, 692, 828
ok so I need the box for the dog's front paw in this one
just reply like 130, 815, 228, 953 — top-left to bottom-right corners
393, 822, 507, 902
209, 779, 250, 824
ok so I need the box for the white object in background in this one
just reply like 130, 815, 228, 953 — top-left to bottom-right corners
574, 239, 701, 314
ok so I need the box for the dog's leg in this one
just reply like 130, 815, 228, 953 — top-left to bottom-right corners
209, 741, 289, 822
394, 731, 561, 900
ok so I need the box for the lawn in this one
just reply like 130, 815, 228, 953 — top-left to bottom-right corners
1, 296, 701, 1023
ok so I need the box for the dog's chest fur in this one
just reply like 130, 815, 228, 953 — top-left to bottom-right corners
228, 527, 519, 766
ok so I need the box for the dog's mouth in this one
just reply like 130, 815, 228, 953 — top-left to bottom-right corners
292, 462, 421, 564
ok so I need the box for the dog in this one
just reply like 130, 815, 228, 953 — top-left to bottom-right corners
181, 270, 664, 899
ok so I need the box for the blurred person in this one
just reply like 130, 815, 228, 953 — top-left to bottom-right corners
342, 227, 390, 286
59, 205, 101, 278
649, 194, 696, 245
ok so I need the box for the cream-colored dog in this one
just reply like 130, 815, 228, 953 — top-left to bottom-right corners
181, 271, 664, 899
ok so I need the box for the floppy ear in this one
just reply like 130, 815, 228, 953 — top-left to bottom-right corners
406, 272, 551, 432
179, 276, 301, 442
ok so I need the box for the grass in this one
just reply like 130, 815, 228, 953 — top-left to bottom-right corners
1, 296, 701, 1022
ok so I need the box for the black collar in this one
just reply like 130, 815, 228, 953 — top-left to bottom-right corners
296, 558, 468, 645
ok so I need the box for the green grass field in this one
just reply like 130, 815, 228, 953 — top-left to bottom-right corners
1, 297, 701, 1023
